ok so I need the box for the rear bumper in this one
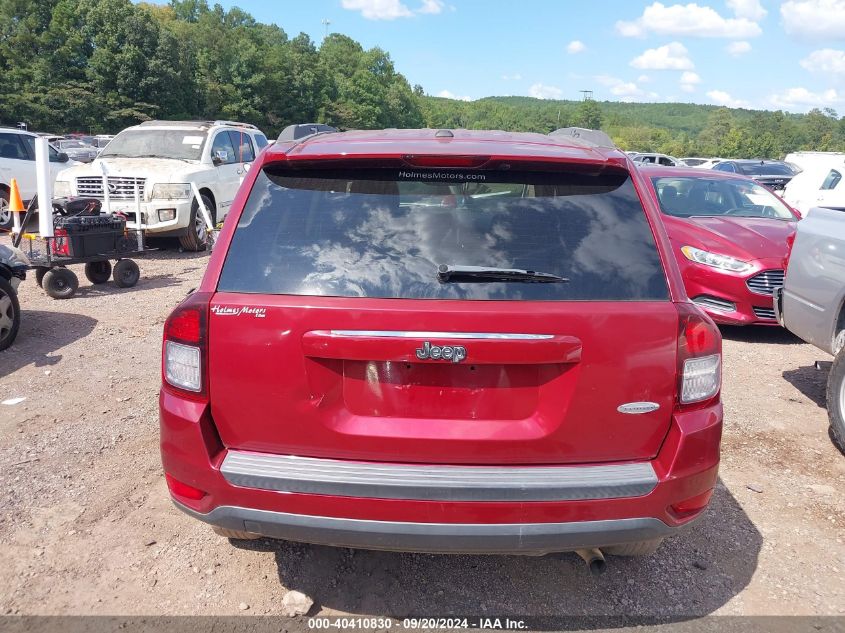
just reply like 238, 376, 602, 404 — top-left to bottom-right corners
175, 502, 684, 555
160, 391, 722, 554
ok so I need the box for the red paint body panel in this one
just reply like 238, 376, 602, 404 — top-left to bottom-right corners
207, 295, 680, 464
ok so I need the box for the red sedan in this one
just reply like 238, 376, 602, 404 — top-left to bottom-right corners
642, 165, 799, 325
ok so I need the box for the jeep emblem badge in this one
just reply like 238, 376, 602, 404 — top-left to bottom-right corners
415, 341, 467, 363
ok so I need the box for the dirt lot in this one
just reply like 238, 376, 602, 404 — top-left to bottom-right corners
1, 239, 844, 619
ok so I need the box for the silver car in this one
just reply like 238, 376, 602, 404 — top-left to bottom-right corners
56, 139, 99, 163
775, 205, 845, 450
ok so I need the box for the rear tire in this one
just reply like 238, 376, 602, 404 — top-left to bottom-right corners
603, 539, 664, 557
0, 277, 21, 351
0, 189, 11, 231
178, 195, 214, 252
113, 259, 140, 288
825, 347, 845, 453
42, 268, 78, 300
84, 260, 112, 284
34, 267, 49, 288
212, 526, 261, 540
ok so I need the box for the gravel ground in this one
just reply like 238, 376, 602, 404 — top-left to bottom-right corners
0, 237, 844, 619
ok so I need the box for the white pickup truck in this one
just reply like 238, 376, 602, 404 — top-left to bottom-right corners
53, 120, 269, 251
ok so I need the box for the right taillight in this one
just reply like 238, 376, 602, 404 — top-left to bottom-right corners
677, 303, 722, 406
162, 291, 211, 399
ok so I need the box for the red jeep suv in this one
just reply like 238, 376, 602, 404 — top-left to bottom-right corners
160, 127, 723, 564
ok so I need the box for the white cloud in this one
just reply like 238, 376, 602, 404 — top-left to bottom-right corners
726, 41, 752, 56
501, 73, 523, 81
437, 89, 471, 101
616, 2, 762, 38
417, 0, 445, 13
341, 0, 412, 19
680, 71, 701, 92
706, 89, 751, 108
769, 86, 841, 109
801, 49, 845, 75
726, 0, 767, 20
595, 75, 660, 101
528, 83, 564, 99
630, 42, 695, 70
567, 40, 586, 54
341, 0, 448, 19
638, 74, 651, 83
781, 0, 845, 38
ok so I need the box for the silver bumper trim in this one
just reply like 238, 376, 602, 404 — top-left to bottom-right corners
220, 451, 658, 502
176, 502, 681, 554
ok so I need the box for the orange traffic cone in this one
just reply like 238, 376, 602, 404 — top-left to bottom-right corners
9, 178, 24, 213
8, 178, 24, 232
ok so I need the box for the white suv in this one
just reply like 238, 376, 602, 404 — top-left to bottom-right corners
0, 128, 75, 230
53, 120, 269, 251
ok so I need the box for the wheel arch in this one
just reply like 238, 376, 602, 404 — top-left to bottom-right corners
832, 293, 845, 354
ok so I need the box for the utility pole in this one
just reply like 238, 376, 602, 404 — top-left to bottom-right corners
321, 18, 331, 40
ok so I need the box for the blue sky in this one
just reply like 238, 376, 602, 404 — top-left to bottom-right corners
209, 1, 845, 113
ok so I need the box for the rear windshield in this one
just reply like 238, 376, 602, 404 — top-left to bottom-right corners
217, 166, 668, 301
737, 163, 793, 176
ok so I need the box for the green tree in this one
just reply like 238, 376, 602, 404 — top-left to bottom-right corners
575, 100, 603, 129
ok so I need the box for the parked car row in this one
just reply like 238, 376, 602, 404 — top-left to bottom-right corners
627, 154, 800, 192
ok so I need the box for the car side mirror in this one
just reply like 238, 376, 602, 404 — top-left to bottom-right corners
52, 152, 70, 163
212, 149, 229, 166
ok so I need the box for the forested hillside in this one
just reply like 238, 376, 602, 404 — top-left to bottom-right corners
1, 0, 844, 157
420, 96, 845, 157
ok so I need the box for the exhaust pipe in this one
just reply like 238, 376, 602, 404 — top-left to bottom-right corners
575, 548, 607, 576
815, 361, 832, 371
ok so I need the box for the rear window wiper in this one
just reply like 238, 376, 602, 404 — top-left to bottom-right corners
437, 264, 569, 284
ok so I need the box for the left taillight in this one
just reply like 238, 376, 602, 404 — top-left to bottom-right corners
162, 291, 211, 400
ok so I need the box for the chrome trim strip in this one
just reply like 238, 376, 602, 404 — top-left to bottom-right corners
176, 502, 683, 554
328, 330, 554, 340
220, 452, 658, 502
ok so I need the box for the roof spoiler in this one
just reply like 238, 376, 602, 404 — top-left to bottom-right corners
549, 127, 617, 149
277, 123, 339, 143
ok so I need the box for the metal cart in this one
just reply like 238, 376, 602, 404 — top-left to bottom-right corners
13, 197, 154, 300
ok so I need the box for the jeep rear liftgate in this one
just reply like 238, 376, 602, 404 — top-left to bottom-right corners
208, 163, 679, 465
